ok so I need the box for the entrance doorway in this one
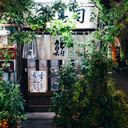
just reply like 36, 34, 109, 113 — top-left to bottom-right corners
21, 58, 61, 112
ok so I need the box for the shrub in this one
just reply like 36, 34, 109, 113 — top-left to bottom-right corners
0, 80, 26, 128
51, 49, 128, 128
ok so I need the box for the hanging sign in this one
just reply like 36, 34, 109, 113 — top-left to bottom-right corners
51, 35, 68, 60
54, 4, 98, 29
30, 71, 46, 92
38, 35, 51, 60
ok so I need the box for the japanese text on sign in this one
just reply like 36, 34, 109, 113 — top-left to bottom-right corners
53, 40, 65, 57
30, 71, 46, 92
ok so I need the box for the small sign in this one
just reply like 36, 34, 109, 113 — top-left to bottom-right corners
30, 71, 46, 92
51, 77, 59, 91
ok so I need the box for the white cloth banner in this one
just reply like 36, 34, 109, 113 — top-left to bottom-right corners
22, 34, 98, 60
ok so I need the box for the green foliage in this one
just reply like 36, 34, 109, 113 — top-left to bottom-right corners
0, 80, 26, 127
51, 47, 128, 128
91, 0, 128, 47
0, 0, 33, 24
8, 31, 36, 44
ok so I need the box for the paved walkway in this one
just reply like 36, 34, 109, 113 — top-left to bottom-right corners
111, 70, 128, 96
21, 112, 55, 128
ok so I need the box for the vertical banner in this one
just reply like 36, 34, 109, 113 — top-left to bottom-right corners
22, 41, 37, 59
51, 35, 68, 60
38, 35, 51, 60
30, 71, 46, 92
68, 35, 89, 60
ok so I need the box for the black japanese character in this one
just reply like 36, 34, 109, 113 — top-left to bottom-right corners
33, 80, 36, 83
33, 72, 36, 78
39, 72, 45, 81
60, 41, 65, 56
29, 42, 33, 50
53, 40, 60, 56
28, 51, 32, 56
58, 8, 68, 23
37, 84, 40, 91
75, 9, 85, 23
33, 84, 36, 89
40, 84, 43, 89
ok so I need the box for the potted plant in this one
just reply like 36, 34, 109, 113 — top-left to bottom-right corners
0, 80, 27, 128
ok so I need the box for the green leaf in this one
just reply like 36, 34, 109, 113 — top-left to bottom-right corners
30, 26, 37, 30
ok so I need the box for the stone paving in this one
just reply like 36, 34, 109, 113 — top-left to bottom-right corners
21, 112, 55, 128
21, 119, 55, 128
